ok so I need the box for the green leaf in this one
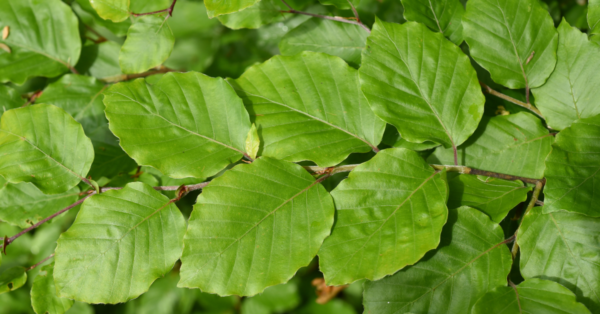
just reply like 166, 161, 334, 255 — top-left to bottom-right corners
179, 157, 334, 296
119, 16, 175, 74
462, 0, 558, 89
381, 125, 440, 151
54, 182, 186, 304
0, 267, 27, 294
279, 18, 368, 67
428, 112, 553, 179
447, 175, 531, 223
531, 20, 600, 131
76, 42, 124, 81
245, 124, 260, 160
318, 148, 448, 285
363, 206, 512, 314
0, 0, 82, 84
242, 281, 301, 314
317, 0, 359, 10
0, 104, 94, 194
218, 0, 287, 30
73, 0, 131, 37
104, 72, 251, 179
589, 0, 600, 40
123, 272, 198, 314
293, 299, 357, 314
31, 262, 73, 314
401, 0, 465, 45
472, 279, 591, 314
90, 0, 129, 22
229, 52, 385, 167
168, 1, 220, 38
36, 74, 137, 179
543, 115, 600, 216
0, 85, 25, 115
359, 20, 484, 151
205, 0, 260, 18
0, 183, 79, 228
518, 206, 600, 312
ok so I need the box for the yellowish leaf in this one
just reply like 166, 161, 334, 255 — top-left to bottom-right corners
245, 123, 260, 160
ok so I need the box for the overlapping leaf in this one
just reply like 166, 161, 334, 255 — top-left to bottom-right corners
73, 0, 131, 37
89, 0, 129, 22
229, 52, 384, 167
590, 0, 600, 42
0, 267, 27, 294
462, 0, 558, 89
472, 279, 591, 314
0, 85, 24, 114
37, 74, 136, 179
543, 115, 600, 216
0, 0, 82, 84
359, 20, 484, 151
54, 182, 186, 304
31, 263, 73, 314
518, 206, 600, 312
280, 18, 368, 67
179, 157, 334, 296
363, 206, 512, 313
205, 0, 259, 18
447, 175, 531, 223
0, 104, 94, 194
104, 72, 250, 179
218, 0, 287, 29
318, 148, 448, 285
76, 42, 124, 81
401, 0, 465, 45
119, 16, 175, 74
532, 20, 600, 130
428, 112, 553, 179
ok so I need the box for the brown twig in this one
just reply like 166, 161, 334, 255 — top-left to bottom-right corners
510, 180, 544, 259
28, 254, 54, 271
101, 66, 179, 83
312, 278, 348, 304
279, 0, 370, 33
84, 25, 107, 44
132, 0, 178, 17
480, 82, 544, 119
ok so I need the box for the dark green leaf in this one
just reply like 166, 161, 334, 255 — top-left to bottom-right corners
401, 0, 465, 45
0, 267, 27, 294
318, 0, 360, 10
0, 85, 24, 115
76, 42, 124, 81
589, 0, 600, 41
205, 0, 260, 18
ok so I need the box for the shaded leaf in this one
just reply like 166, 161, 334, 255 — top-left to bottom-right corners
179, 157, 334, 296
0, 85, 24, 115
229, 52, 385, 167
293, 299, 357, 314
54, 182, 186, 304
462, 0, 558, 89
0, 104, 94, 194
359, 20, 484, 151
428, 112, 553, 179
104, 72, 250, 179
319, 148, 448, 285
317, 0, 359, 10
363, 206, 512, 314
90, 0, 129, 22
447, 174, 531, 223
205, 0, 260, 18
76, 42, 124, 81
245, 124, 260, 160
0, 267, 27, 294
31, 262, 73, 314
241, 281, 300, 314
0, 0, 81, 84
119, 16, 175, 74
218, 0, 287, 30
590, 0, 600, 41
401, 0, 465, 45
381, 124, 440, 151
72, 0, 131, 37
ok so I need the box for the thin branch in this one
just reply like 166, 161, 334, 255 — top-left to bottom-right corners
346, 0, 360, 22
280, 0, 371, 33
480, 82, 544, 120
84, 25, 107, 44
132, 0, 178, 17
28, 254, 54, 271
101, 66, 180, 83
280, 0, 293, 10
511, 180, 544, 259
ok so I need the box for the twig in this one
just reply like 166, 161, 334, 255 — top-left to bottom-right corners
84, 25, 107, 44
279, 0, 370, 33
101, 66, 179, 83
312, 278, 348, 304
346, 0, 361, 23
132, 0, 178, 17
511, 180, 544, 259
22, 90, 43, 107
28, 254, 54, 271
480, 82, 544, 120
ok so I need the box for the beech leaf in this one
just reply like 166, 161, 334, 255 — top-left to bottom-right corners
119, 16, 175, 74
31, 262, 74, 314
0, 267, 27, 294
245, 124, 260, 160
204, 0, 260, 18
401, 0, 465, 45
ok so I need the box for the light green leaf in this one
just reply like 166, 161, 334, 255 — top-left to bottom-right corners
543, 115, 600, 217
229, 52, 385, 167
359, 20, 484, 151
76, 42, 124, 81
31, 262, 73, 314
245, 124, 260, 160
0, 267, 27, 294
0, 85, 24, 116
472, 279, 591, 314
179, 157, 334, 296
218, 0, 286, 30
319, 148, 448, 285
205, 0, 260, 18
428, 112, 553, 179
0, 104, 94, 194
0, 183, 79, 228
462, 0, 558, 89
122, 272, 198, 314
54, 182, 186, 304
129, 0, 171, 14
317, 0, 359, 10
590, 0, 600, 40
104, 72, 250, 179
401, 0, 465, 45
532, 20, 600, 131
0, 0, 82, 84
448, 175, 531, 223
73, 0, 131, 37
363, 206, 512, 314
518, 206, 600, 312
90, 0, 129, 22
119, 16, 175, 74
280, 18, 368, 67
37, 74, 137, 179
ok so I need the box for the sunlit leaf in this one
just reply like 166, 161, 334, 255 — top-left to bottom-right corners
229, 52, 385, 167
589, 0, 600, 42
31, 262, 73, 314
104, 72, 251, 179
0, 267, 27, 294
89, 0, 129, 22
359, 20, 484, 151
428, 112, 553, 179
218, 0, 287, 30
54, 182, 186, 304
363, 206, 512, 313
179, 157, 334, 296
119, 16, 175, 74
205, 0, 260, 18
319, 148, 448, 285
72, 0, 131, 37
463, 0, 558, 89
401, 0, 465, 45
0, 104, 94, 194
245, 124, 260, 160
